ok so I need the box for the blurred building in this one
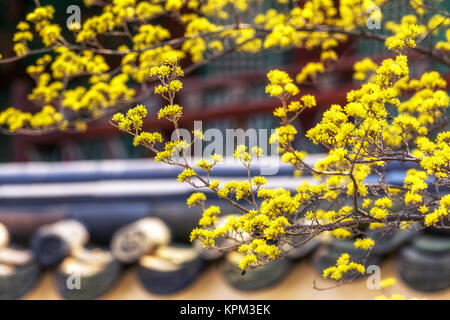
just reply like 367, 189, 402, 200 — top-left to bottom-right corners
0, 0, 448, 162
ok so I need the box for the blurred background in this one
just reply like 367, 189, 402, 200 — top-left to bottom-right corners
0, 0, 448, 300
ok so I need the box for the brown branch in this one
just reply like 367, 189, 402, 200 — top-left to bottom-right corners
285, 213, 425, 232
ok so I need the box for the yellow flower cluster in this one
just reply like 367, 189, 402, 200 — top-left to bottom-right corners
262, 216, 290, 240
187, 192, 207, 207
354, 238, 375, 250
403, 169, 428, 205
417, 132, 450, 179
218, 180, 251, 200
252, 176, 267, 186
24, 6, 61, 47
281, 150, 307, 166
353, 58, 378, 81
270, 124, 298, 151
177, 168, 196, 182
306, 104, 350, 148
237, 254, 258, 270
255, 1, 348, 51
315, 148, 348, 172
436, 29, 450, 51
323, 253, 365, 280
369, 207, 389, 220
238, 239, 280, 270
132, 25, 171, 50
26, 5, 54, 24
232, 28, 262, 53
305, 206, 351, 225
12, 21, 32, 56
158, 104, 183, 120
195, 159, 213, 172
424, 194, 450, 227
28, 73, 63, 105
135, 2, 164, 20
410, 0, 425, 15
380, 277, 396, 289
234, 145, 251, 163
63, 73, 135, 112
148, 57, 187, 123
385, 12, 448, 53
111, 104, 148, 132
273, 93, 316, 137
320, 50, 338, 62
133, 131, 163, 147
182, 17, 219, 62
26, 54, 51, 78
263, 24, 298, 49
122, 48, 185, 83
155, 140, 189, 162
265, 70, 299, 98
258, 189, 300, 216
76, 1, 136, 42
331, 228, 352, 239
385, 16, 424, 50
427, 14, 450, 32
296, 62, 325, 84
150, 63, 184, 79
190, 228, 215, 248
375, 54, 409, 88
199, 205, 221, 226
187, 177, 328, 269
374, 197, 392, 209
51, 47, 110, 79
0, 105, 64, 132
165, 0, 183, 11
